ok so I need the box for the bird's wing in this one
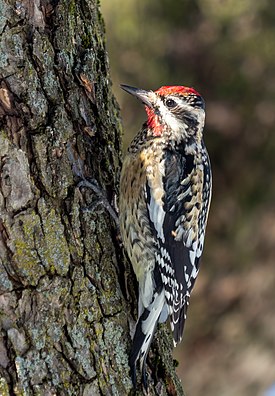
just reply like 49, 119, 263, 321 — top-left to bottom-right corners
145, 145, 211, 343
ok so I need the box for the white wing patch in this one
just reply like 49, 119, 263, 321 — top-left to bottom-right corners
148, 195, 165, 242
145, 158, 166, 243
189, 249, 196, 266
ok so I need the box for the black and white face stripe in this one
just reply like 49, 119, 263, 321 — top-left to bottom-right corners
149, 93, 206, 142
160, 93, 205, 110
183, 94, 205, 109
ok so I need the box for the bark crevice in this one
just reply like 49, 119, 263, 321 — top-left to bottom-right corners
0, 1, 184, 394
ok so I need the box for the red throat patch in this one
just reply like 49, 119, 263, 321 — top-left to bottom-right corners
145, 106, 163, 136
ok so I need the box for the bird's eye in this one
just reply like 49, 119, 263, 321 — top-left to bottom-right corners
165, 99, 177, 108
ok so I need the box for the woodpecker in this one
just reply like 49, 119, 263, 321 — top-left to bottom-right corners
119, 84, 212, 388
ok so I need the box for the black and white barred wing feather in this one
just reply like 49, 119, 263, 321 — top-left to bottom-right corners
147, 145, 211, 345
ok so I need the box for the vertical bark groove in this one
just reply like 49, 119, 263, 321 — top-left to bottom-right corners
0, 1, 184, 395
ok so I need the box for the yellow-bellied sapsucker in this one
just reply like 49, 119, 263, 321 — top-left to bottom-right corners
119, 84, 212, 388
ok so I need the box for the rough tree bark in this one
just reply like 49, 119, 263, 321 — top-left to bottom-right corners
0, 1, 184, 395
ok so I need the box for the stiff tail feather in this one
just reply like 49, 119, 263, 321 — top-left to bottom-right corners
129, 289, 165, 389
171, 303, 187, 346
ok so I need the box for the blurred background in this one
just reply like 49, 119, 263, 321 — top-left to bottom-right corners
100, 1, 275, 395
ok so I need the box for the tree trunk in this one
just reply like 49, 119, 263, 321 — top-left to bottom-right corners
0, 1, 184, 395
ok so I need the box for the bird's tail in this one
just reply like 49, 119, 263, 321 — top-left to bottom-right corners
171, 302, 187, 346
129, 289, 165, 389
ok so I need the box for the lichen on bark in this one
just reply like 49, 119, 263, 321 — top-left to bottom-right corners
0, 0, 184, 395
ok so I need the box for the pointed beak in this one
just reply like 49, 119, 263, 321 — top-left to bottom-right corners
120, 84, 154, 108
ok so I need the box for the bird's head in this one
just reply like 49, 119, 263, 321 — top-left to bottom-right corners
121, 84, 205, 147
